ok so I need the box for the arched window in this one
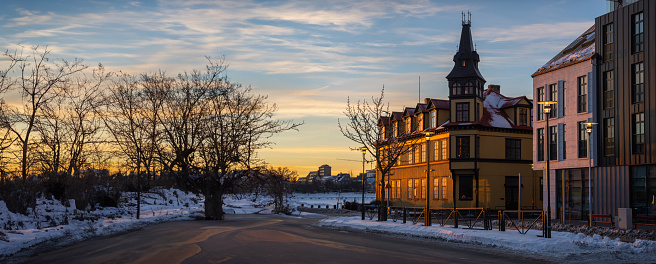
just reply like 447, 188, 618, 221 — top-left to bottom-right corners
464, 82, 474, 94
452, 82, 462, 95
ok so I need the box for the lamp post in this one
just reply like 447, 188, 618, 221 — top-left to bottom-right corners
424, 132, 434, 226
361, 147, 367, 220
538, 101, 556, 238
582, 122, 597, 227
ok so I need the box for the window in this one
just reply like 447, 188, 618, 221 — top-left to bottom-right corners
421, 179, 426, 200
519, 108, 528, 126
431, 111, 436, 128
537, 86, 545, 120
604, 23, 613, 62
549, 83, 557, 117
537, 128, 544, 161
505, 139, 521, 160
633, 12, 644, 53
390, 180, 396, 200
550, 126, 557, 160
633, 113, 644, 154
441, 139, 448, 160
395, 180, 401, 199
578, 122, 588, 158
604, 71, 614, 109
577, 76, 587, 113
630, 165, 656, 215
452, 82, 462, 95
380, 126, 385, 141
433, 178, 440, 199
632, 62, 644, 103
420, 144, 426, 163
406, 118, 412, 134
562, 81, 566, 116
442, 178, 448, 199
417, 114, 423, 131
433, 140, 439, 161
414, 179, 420, 199
464, 82, 474, 95
413, 145, 419, 164
393, 123, 398, 137
407, 180, 413, 199
459, 175, 473, 200
456, 103, 469, 122
604, 118, 615, 156
562, 124, 567, 159
456, 136, 470, 158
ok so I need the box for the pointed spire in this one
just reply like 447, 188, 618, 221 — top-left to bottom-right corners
446, 12, 485, 82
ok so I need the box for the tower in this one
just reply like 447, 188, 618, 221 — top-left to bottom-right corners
446, 12, 486, 123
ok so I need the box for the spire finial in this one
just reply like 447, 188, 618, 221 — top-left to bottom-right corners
462, 10, 471, 26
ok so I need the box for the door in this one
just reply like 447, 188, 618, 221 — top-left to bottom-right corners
505, 176, 519, 210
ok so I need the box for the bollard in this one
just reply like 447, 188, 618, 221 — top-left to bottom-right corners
403, 207, 407, 224
499, 210, 505, 231
326, 205, 329, 209
333, 205, 336, 209
311, 205, 313, 208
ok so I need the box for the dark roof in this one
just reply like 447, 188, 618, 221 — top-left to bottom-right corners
415, 103, 427, 113
391, 112, 403, 121
446, 22, 485, 82
533, 25, 595, 76
402, 107, 415, 117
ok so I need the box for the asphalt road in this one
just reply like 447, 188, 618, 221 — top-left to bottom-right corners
22, 214, 547, 264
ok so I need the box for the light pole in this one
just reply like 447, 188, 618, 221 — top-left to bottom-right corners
361, 147, 367, 220
582, 122, 597, 226
538, 101, 556, 238
424, 132, 434, 226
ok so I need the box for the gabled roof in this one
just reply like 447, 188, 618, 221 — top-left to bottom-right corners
533, 25, 595, 76
378, 116, 390, 126
443, 88, 531, 130
427, 99, 450, 110
402, 107, 415, 118
390, 112, 403, 122
414, 103, 427, 114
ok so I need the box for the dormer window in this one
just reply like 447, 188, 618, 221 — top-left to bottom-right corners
393, 123, 398, 137
417, 114, 423, 131
464, 82, 474, 95
462, 60, 466, 67
431, 111, 436, 128
406, 118, 412, 134
380, 126, 386, 140
452, 82, 462, 95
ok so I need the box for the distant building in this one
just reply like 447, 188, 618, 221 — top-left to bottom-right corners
318, 164, 331, 177
305, 171, 319, 183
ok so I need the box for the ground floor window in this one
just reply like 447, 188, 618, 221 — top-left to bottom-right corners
458, 175, 473, 200
631, 165, 656, 216
442, 178, 448, 199
554, 169, 589, 221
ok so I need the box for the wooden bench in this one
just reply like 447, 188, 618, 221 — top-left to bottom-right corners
634, 216, 656, 227
587, 214, 613, 227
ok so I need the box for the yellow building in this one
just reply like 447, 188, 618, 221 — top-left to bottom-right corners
377, 18, 541, 211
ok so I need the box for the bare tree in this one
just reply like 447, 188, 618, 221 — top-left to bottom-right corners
0, 46, 87, 180
338, 87, 418, 218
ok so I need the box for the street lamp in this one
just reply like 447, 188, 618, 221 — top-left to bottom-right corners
424, 132, 434, 226
361, 146, 367, 220
538, 100, 556, 238
582, 121, 597, 227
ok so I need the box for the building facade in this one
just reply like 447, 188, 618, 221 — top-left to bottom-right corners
377, 17, 540, 211
318, 164, 331, 177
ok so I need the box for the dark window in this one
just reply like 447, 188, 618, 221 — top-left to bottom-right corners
577, 76, 587, 113
456, 136, 470, 158
630, 165, 656, 215
603, 71, 614, 109
562, 81, 566, 116
452, 82, 462, 95
537, 86, 544, 120
632, 12, 644, 53
464, 82, 474, 95
550, 126, 557, 160
578, 122, 587, 158
456, 103, 469, 122
519, 108, 528, 126
604, 23, 613, 62
562, 124, 567, 160
537, 128, 544, 162
459, 175, 473, 200
604, 118, 615, 157
505, 139, 521, 160
549, 84, 557, 117
632, 62, 644, 103
633, 113, 645, 154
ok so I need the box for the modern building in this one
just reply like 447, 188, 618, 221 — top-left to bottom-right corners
532, 26, 598, 221
532, 0, 656, 221
318, 164, 331, 177
377, 16, 540, 211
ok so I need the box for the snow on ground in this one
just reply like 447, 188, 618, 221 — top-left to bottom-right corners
317, 216, 656, 263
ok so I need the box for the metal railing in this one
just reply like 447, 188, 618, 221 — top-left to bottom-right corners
498, 210, 544, 234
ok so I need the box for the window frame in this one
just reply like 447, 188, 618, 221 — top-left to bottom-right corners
577, 76, 588, 113
578, 122, 588, 158
458, 175, 473, 201
604, 70, 614, 109
604, 118, 615, 157
456, 136, 470, 158
603, 23, 614, 62
632, 62, 644, 104
632, 12, 644, 54
633, 113, 645, 154
505, 138, 521, 160
549, 126, 558, 160
456, 102, 469, 122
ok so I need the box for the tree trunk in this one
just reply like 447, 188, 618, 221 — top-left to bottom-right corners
204, 179, 224, 220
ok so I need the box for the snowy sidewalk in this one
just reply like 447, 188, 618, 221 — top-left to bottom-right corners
317, 216, 656, 263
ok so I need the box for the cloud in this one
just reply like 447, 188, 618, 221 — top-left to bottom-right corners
478, 22, 593, 43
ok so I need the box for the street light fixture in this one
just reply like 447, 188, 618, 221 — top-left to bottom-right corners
538, 100, 556, 238
424, 132, 434, 226
361, 146, 367, 220
582, 121, 597, 227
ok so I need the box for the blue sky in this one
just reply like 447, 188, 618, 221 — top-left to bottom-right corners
0, 0, 608, 176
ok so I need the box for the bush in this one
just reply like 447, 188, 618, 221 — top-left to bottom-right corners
0, 179, 41, 214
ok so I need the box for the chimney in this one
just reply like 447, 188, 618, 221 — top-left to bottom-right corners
488, 84, 500, 93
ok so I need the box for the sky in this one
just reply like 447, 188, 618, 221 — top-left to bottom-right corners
0, 0, 608, 177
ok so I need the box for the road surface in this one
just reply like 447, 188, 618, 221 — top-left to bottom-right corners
23, 214, 546, 263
